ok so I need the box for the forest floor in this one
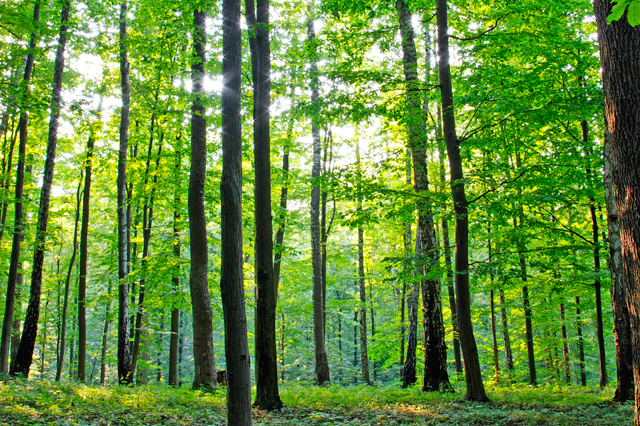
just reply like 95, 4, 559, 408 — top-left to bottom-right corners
0, 377, 633, 425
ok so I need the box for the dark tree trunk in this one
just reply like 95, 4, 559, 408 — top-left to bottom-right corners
221, 0, 252, 422
11, 2, 70, 377
353, 309, 358, 384
395, 0, 450, 392
100, 282, 112, 385
116, 1, 132, 385
560, 302, 571, 383
56, 174, 82, 381
576, 296, 587, 386
189, 8, 217, 390
169, 141, 182, 387
0, 0, 40, 374
592, 0, 640, 419
498, 289, 514, 372
307, 6, 330, 386
246, 0, 282, 409
0, 114, 19, 244
402, 228, 419, 388
603, 131, 634, 401
436, 0, 488, 401
358, 228, 370, 385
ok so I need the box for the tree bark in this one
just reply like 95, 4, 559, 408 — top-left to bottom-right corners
189, 7, 217, 390
403, 227, 419, 388
11, 2, 70, 377
358, 228, 370, 385
246, 0, 282, 409
576, 296, 587, 386
560, 302, 571, 383
603, 129, 634, 401
169, 139, 182, 387
221, 0, 252, 422
307, 6, 330, 386
499, 289, 514, 373
592, 1, 640, 419
0, 0, 40, 374
436, 0, 488, 401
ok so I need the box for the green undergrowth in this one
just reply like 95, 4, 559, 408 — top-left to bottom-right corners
0, 377, 632, 425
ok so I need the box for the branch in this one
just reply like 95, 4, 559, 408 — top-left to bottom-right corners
468, 168, 529, 204
450, 16, 503, 41
540, 207, 593, 246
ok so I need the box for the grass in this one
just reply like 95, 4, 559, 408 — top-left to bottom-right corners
0, 377, 633, 425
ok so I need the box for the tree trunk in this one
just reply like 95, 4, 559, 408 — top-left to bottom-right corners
0, 0, 40, 374
307, 6, 330, 386
11, 2, 71, 377
560, 302, 571, 383
436, 0, 487, 401
358, 228, 370, 385
246, 0, 282, 409
603, 129, 634, 401
0, 114, 19, 244
576, 296, 587, 386
592, 1, 640, 420
55, 174, 82, 381
221, 0, 252, 422
100, 282, 112, 385
402, 227, 419, 388
498, 289, 514, 373
116, 0, 132, 385
169, 140, 182, 387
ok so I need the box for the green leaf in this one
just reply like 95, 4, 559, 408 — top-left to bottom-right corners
628, 0, 640, 26
608, 0, 632, 23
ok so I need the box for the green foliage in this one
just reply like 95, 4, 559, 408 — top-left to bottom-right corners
609, 0, 640, 26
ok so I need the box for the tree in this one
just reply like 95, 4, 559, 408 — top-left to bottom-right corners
221, 0, 252, 421
593, 1, 640, 420
189, 6, 216, 390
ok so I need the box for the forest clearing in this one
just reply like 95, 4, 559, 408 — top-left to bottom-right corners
1, 0, 640, 425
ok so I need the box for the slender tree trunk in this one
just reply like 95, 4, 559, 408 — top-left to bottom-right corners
560, 302, 571, 383
12, 2, 71, 377
576, 296, 587, 386
169, 141, 182, 387
69, 297, 76, 379
436, 0, 487, 401
246, 0, 282, 409
189, 8, 217, 390
400, 150, 411, 377
307, 6, 330, 386
358, 228, 370, 385
402, 228, 419, 388
592, 1, 640, 420
55, 174, 82, 381
221, 0, 252, 422
353, 309, 358, 384
40, 295, 49, 378
603, 130, 634, 401
0, 116, 19, 244
0, 0, 41, 374
498, 289, 514, 373
100, 282, 112, 385
117, 0, 132, 385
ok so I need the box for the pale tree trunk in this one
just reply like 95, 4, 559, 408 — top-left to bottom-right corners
307, 5, 330, 385
12, 2, 71, 377
221, 0, 252, 422
436, 0, 488, 401
0, 0, 41, 374
117, 0, 132, 385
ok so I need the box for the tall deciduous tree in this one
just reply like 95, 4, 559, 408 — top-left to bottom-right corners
189, 6, 216, 390
11, 1, 71, 377
221, 0, 252, 421
436, 0, 488, 401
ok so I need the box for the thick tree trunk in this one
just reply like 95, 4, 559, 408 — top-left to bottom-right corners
221, 0, 252, 422
11, 2, 70, 377
246, 0, 282, 409
55, 175, 82, 381
592, 1, 640, 420
436, 0, 487, 401
117, 1, 132, 385
189, 8, 217, 390
0, 0, 40, 374
603, 131, 634, 401
307, 6, 330, 386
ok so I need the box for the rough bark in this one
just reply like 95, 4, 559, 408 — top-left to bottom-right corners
221, 0, 253, 422
0, 0, 40, 374
189, 7, 216, 390
604, 129, 634, 401
307, 6, 330, 386
592, 0, 640, 418
117, 1, 132, 385
11, 2, 70, 377
436, 0, 488, 401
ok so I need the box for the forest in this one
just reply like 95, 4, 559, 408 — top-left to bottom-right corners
0, 0, 639, 424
